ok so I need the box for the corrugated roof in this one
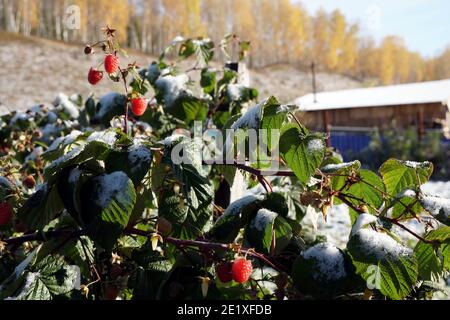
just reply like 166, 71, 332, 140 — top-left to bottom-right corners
294, 79, 450, 111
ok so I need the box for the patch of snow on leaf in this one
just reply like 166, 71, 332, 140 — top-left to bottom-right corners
307, 139, 324, 152
251, 208, 278, 231
160, 134, 188, 146
230, 169, 247, 203
47, 130, 83, 152
10, 112, 29, 125
93, 172, 131, 208
420, 195, 450, 220
47, 111, 57, 123
227, 84, 246, 101
353, 229, 413, 260
231, 100, 264, 130
172, 35, 184, 43
46, 147, 83, 171
192, 38, 211, 46
421, 181, 450, 199
402, 160, 430, 169
321, 161, 359, 172
24, 147, 43, 162
42, 123, 60, 137
398, 189, 416, 198
5, 271, 40, 300
87, 130, 117, 146
155, 74, 190, 107
351, 213, 377, 236
96, 93, 125, 120
128, 142, 152, 173
13, 245, 41, 279
222, 195, 262, 217
54, 93, 79, 119
302, 242, 347, 281
68, 168, 82, 184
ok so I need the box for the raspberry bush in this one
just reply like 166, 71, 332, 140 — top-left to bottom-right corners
0, 27, 449, 300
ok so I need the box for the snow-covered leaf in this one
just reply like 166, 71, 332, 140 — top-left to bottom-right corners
292, 242, 354, 298
105, 140, 152, 185
81, 171, 136, 250
419, 194, 450, 226
94, 93, 127, 126
347, 228, 417, 300
210, 195, 262, 242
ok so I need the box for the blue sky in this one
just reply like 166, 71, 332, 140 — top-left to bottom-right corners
298, 0, 450, 57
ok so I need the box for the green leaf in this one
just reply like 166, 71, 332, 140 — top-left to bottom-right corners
3, 255, 79, 300
426, 226, 450, 241
419, 194, 450, 226
174, 200, 214, 240
273, 216, 293, 254
166, 140, 212, 210
414, 241, 442, 281
81, 171, 136, 250
390, 190, 422, 219
226, 84, 258, 103
85, 96, 96, 118
167, 96, 208, 125
63, 236, 95, 277
326, 161, 361, 204
18, 184, 64, 230
414, 226, 450, 280
260, 96, 287, 151
44, 140, 111, 181
179, 38, 215, 65
321, 160, 361, 174
261, 192, 289, 218
379, 159, 433, 196
129, 263, 173, 299
200, 68, 216, 95
344, 169, 385, 211
159, 192, 189, 224
279, 126, 325, 184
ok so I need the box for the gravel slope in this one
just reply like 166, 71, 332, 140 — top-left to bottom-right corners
0, 32, 362, 114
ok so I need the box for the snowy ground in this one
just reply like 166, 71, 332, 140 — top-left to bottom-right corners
0, 32, 362, 115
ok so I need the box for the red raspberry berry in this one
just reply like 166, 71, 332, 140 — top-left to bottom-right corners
216, 262, 233, 283
232, 258, 253, 283
0, 202, 13, 225
130, 98, 147, 116
23, 175, 36, 189
104, 54, 119, 74
88, 67, 103, 85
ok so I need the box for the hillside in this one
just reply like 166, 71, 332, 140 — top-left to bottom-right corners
0, 32, 362, 114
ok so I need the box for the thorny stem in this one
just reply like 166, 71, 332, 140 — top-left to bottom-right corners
127, 228, 286, 273
118, 66, 129, 135
2, 227, 287, 274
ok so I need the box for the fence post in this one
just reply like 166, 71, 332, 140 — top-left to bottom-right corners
323, 110, 331, 147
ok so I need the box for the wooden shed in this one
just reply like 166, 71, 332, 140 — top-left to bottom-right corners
294, 79, 450, 141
